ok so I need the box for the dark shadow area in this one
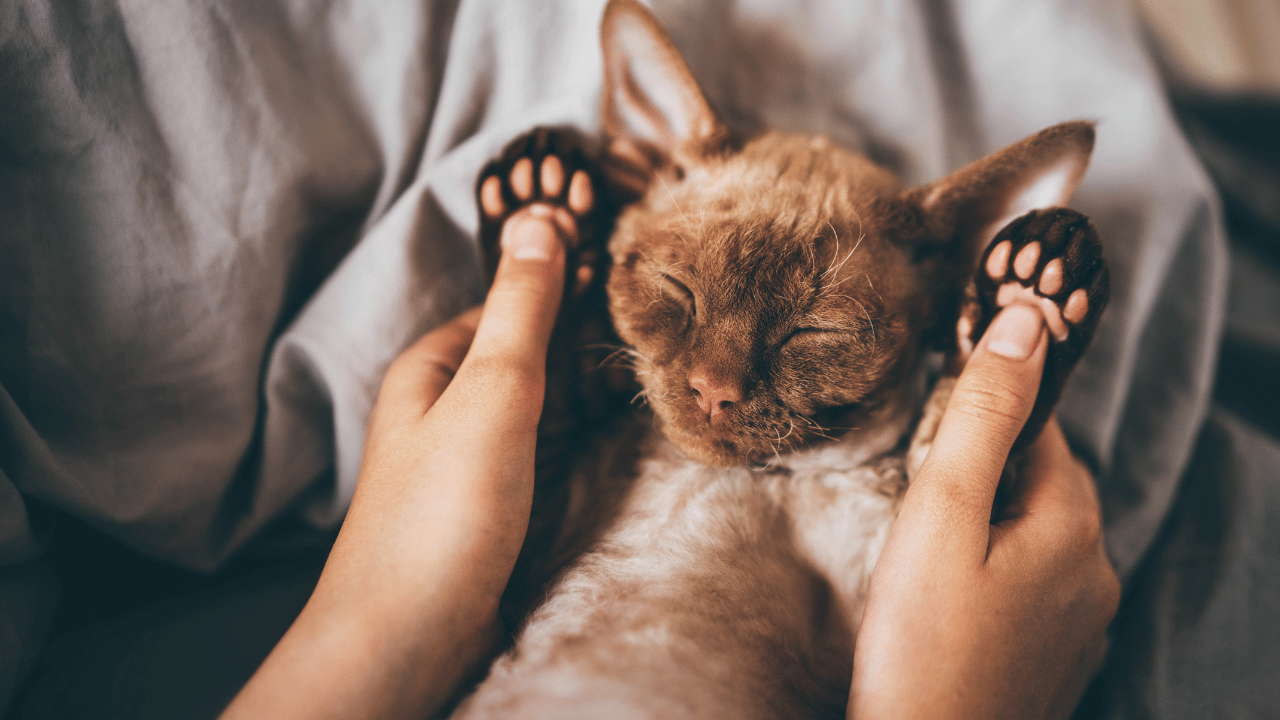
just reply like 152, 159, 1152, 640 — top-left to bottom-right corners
13, 517, 330, 720
1076, 90, 1280, 719
1176, 94, 1280, 439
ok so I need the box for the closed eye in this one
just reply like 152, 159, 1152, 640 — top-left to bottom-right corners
784, 327, 850, 343
659, 273, 696, 315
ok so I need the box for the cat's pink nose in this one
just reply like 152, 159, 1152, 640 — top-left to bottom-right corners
688, 369, 742, 423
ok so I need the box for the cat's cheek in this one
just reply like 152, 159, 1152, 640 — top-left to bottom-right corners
609, 282, 690, 353
773, 351, 875, 416
770, 371, 821, 417
607, 279, 653, 340
615, 308, 684, 351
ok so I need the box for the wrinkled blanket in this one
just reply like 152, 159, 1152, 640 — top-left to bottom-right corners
1, 0, 1255, 715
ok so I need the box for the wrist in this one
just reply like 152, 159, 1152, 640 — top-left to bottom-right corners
330, 470, 533, 612
250, 583, 502, 719
311, 525, 511, 642
315, 566, 502, 664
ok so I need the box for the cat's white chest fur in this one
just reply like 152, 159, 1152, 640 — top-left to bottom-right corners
604, 415, 909, 609
455, 392, 936, 720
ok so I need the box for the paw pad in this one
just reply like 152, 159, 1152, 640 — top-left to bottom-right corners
965, 207, 1110, 450
475, 127, 609, 295
976, 209, 1107, 343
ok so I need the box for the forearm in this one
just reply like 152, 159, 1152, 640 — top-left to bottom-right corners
225, 587, 499, 720
224, 484, 526, 720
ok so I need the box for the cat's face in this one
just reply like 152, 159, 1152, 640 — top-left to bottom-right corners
606, 134, 932, 465
599, 0, 1093, 466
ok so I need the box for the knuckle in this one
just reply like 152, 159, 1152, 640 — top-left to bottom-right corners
386, 347, 458, 391
1081, 512, 1104, 545
950, 380, 1033, 434
384, 352, 429, 388
1045, 516, 1100, 560
1097, 564, 1122, 617
1074, 463, 1105, 509
958, 372, 1036, 415
383, 351, 415, 382
1072, 508, 1106, 548
493, 265, 559, 302
414, 352, 462, 383
948, 406, 1024, 450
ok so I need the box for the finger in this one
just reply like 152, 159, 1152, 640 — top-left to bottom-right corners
465, 214, 567, 372
905, 303, 1048, 536
390, 216, 569, 505
434, 215, 568, 435
377, 307, 482, 418
999, 416, 1104, 543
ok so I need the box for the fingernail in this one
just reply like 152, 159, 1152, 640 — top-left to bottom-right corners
986, 304, 1044, 360
501, 216, 561, 261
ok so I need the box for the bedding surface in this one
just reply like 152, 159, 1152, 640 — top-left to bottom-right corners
2, 0, 1267, 716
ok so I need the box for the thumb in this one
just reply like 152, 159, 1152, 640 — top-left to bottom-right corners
433, 214, 567, 434
907, 303, 1049, 535
465, 214, 567, 369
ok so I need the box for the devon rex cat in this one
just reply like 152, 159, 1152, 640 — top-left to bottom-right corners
454, 0, 1109, 716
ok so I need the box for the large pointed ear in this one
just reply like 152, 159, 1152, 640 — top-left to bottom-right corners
905, 122, 1095, 259
600, 0, 730, 184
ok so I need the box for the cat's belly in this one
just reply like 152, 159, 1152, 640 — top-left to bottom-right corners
454, 421, 908, 719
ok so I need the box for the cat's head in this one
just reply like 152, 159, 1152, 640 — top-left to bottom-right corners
599, 0, 1094, 467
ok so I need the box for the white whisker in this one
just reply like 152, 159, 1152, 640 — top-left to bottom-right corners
656, 174, 690, 227
779, 419, 795, 443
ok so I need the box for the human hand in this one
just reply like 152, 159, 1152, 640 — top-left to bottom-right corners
226, 213, 570, 720
850, 304, 1121, 720
333, 211, 569, 621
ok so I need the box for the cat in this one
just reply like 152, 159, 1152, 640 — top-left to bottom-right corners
454, 0, 1109, 717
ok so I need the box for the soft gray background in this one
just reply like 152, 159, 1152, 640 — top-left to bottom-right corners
1, 0, 1274, 717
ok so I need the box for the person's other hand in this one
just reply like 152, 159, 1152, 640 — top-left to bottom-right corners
226, 212, 569, 720
850, 303, 1121, 720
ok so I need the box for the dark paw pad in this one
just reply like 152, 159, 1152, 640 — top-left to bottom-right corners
966, 208, 1110, 448
476, 127, 610, 296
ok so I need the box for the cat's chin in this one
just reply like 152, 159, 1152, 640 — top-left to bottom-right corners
648, 397, 900, 468
653, 414, 808, 468
659, 428, 762, 467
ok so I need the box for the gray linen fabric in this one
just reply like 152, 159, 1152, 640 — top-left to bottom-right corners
0, 0, 1228, 713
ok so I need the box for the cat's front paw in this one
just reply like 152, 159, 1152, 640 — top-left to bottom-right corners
975, 208, 1108, 343
962, 208, 1109, 448
476, 127, 610, 296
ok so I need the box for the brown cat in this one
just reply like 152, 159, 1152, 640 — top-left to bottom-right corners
455, 1, 1108, 717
